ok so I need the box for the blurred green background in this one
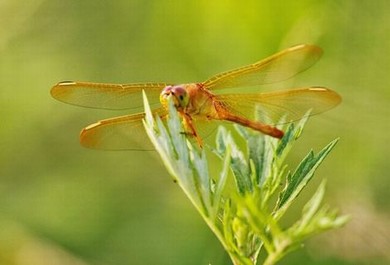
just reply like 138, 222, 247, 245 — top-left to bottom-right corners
1, 0, 389, 264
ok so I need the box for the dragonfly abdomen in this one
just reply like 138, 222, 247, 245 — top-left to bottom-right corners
216, 108, 284, 139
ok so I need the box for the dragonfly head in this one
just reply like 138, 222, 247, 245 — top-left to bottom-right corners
160, 85, 189, 110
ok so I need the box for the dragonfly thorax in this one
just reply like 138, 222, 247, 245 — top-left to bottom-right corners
160, 85, 190, 110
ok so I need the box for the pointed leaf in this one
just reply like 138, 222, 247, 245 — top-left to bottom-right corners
276, 139, 339, 215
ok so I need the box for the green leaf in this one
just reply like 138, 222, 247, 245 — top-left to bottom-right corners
275, 139, 339, 218
276, 123, 295, 157
295, 179, 327, 232
287, 180, 349, 243
235, 125, 266, 186
216, 126, 252, 194
212, 144, 231, 218
276, 110, 310, 159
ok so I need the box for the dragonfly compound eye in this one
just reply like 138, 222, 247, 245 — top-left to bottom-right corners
160, 85, 189, 109
171, 85, 189, 108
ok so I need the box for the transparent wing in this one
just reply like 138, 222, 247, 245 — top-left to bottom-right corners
51, 81, 168, 111
80, 108, 167, 150
215, 87, 341, 125
203, 44, 322, 90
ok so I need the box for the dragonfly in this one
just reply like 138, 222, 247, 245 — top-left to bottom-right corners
51, 44, 341, 150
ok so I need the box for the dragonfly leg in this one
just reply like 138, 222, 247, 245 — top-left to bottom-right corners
181, 113, 203, 148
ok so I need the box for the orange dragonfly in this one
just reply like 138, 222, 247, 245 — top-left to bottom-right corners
51, 44, 341, 150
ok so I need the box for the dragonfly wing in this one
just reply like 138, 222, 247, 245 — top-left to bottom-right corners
215, 87, 341, 125
203, 44, 322, 90
51, 81, 168, 111
80, 108, 167, 150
